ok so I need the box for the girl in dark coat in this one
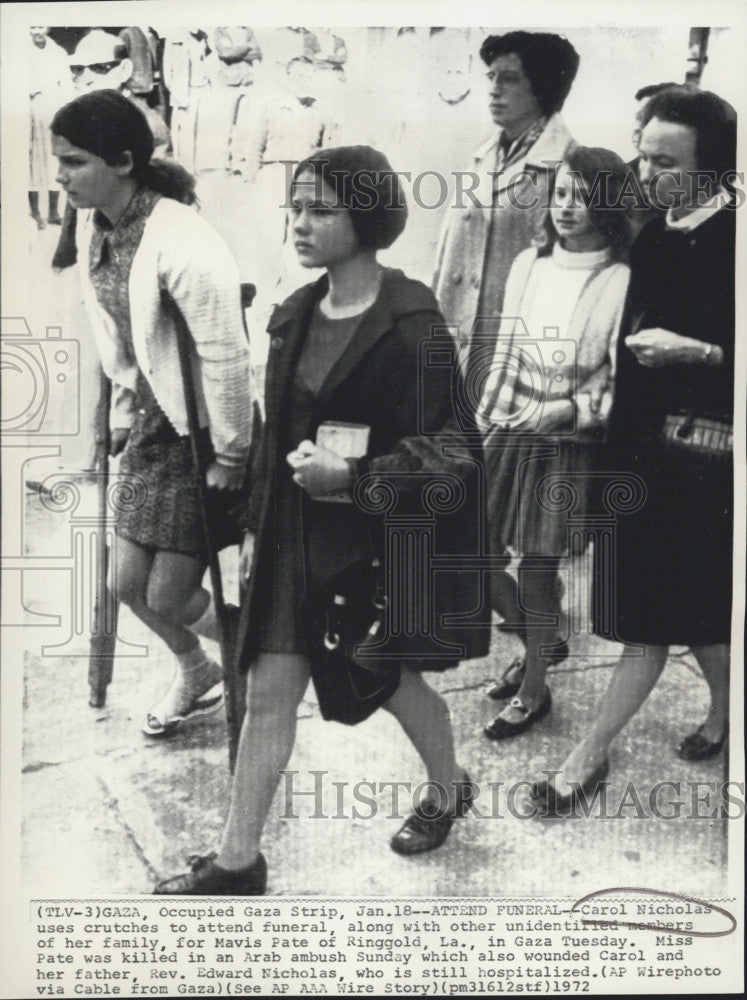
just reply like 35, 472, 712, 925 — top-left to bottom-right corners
155, 146, 491, 894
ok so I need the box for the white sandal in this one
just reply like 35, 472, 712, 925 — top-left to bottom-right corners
142, 664, 224, 738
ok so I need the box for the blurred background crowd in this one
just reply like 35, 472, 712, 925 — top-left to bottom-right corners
25, 22, 738, 475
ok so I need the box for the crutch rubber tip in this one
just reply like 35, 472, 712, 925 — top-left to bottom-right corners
89, 685, 107, 708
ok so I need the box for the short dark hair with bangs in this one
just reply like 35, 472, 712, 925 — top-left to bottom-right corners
641, 86, 736, 180
479, 31, 580, 115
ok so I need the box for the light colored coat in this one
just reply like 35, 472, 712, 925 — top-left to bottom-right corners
77, 197, 252, 466
433, 113, 575, 364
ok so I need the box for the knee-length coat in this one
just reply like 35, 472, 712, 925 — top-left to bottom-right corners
594, 209, 734, 645
236, 267, 492, 673
433, 113, 575, 368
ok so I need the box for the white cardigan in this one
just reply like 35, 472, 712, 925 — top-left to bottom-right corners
477, 245, 630, 438
77, 197, 252, 466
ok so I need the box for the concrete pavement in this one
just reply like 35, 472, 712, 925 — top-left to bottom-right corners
17, 479, 733, 900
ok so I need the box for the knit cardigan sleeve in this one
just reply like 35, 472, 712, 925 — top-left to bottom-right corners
475, 247, 536, 433
574, 263, 630, 432
147, 203, 253, 466
76, 201, 253, 461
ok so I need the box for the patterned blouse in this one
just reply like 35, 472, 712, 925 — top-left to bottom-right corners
88, 185, 161, 357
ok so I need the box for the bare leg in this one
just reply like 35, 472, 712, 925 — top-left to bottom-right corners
490, 551, 563, 631
492, 567, 523, 625
116, 539, 220, 730
115, 538, 206, 655
497, 558, 560, 718
29, 190, 44, 228
382, 666, 461, 811
217, 653, 310, 870
551, 643, 669, 792
48, 190, 62, 223
689, 643, 730, 743
182, 587, 212, 626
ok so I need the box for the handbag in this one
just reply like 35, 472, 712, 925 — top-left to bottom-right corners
301, 555, 401, 725
661, 411, 733, 463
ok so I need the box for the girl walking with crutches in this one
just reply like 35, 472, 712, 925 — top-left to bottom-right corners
51, 90, 253, 737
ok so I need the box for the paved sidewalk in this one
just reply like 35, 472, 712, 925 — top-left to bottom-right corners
18, 481, 731, 899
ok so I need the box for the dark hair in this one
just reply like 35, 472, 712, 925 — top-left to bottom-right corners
634, 81, 680, 102
51, 89, 196, 205
539, 146, 632, 260
641, 86, 737, 179
479, 31, 580, 114
293, 145, 408, 250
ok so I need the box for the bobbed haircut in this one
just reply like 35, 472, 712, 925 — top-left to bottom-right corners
641, 85, 737, 179
293, 145, 408, 250
479, 31, 580, 115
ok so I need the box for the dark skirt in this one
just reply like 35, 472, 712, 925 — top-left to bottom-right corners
485, 435, 598, 557
115, 375, 243, 560
592, 446, 733, 646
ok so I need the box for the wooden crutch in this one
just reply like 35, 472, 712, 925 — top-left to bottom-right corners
88, 367, 120, 707
164, 290, 246, 771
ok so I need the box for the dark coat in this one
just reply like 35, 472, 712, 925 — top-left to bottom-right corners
609, 209, 735, 440
594, 208, 734, 645
236, 267, 492, 672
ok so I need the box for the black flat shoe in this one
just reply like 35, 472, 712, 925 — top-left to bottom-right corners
153, 852, 267, 895
676, 725, 728, 761
532, 758, 610, 817
390, 770, 476, 855
487, 655, 525, 700
487, 641, 569, 702
483, 688, 552, 740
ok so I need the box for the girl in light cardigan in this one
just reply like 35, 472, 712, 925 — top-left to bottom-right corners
51, 90, 253, 737
478, 146, 631, 743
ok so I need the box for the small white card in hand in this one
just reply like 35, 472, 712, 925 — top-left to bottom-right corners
312, 421, 370, 502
